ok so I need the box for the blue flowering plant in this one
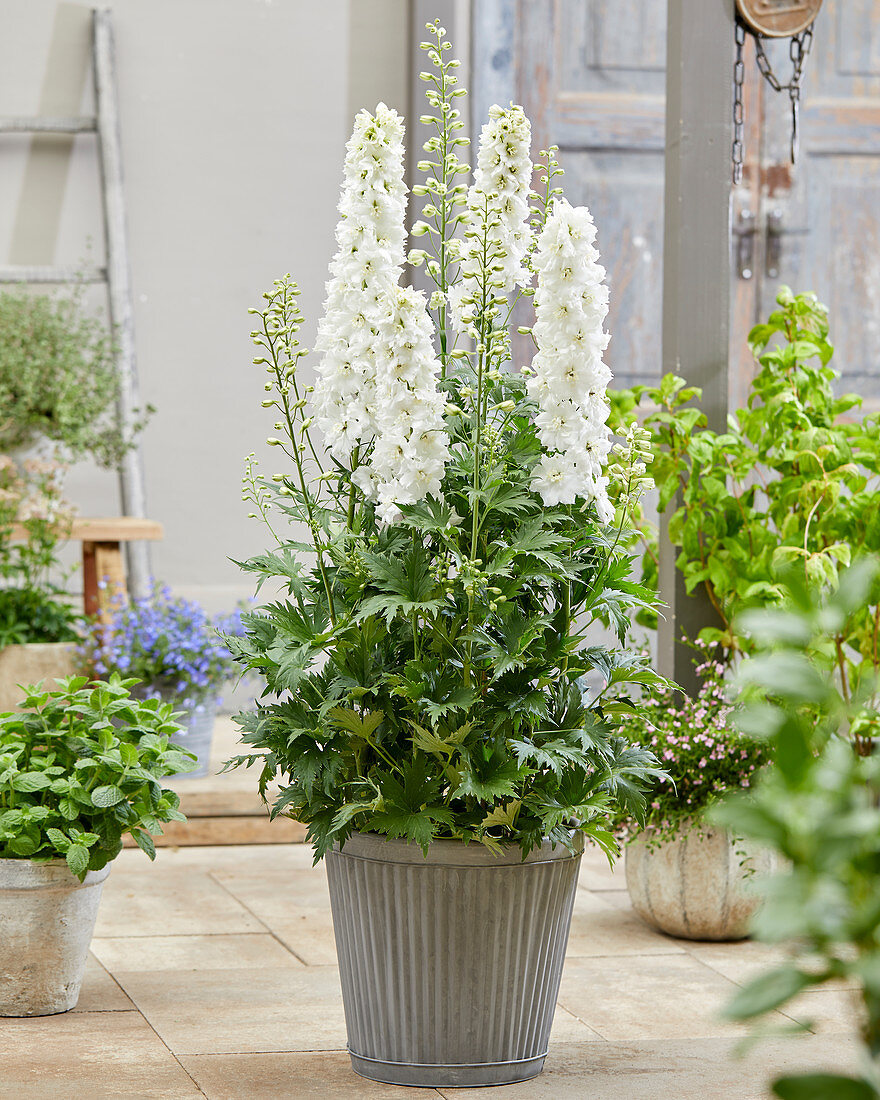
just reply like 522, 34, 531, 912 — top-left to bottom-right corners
81, 583, 243, 706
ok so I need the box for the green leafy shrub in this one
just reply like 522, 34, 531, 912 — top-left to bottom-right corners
0, 289, 150, 467
614, 288, 880, 729
0, 675, 196, 878
714, 560, 880, 1100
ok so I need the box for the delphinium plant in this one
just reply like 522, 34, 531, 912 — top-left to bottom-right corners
614, 288, 880, 742
0, 674, 195, 877
612, 646, 769, 845
227, 22, 665, 861
80, 583, 243, 706
0, 455, 81, 647
715, 561, 880, 1100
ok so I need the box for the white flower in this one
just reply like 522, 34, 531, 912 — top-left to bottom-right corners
312, 103, 449, 520
313, 103, 408, 459
365, 285, 449, 522
528, 199, 613, 517
448, 104, 533, 335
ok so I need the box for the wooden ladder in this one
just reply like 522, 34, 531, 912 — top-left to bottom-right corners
0, 8, 151, 599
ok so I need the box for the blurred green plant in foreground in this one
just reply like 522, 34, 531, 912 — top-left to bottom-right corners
713, 558, 880, 1100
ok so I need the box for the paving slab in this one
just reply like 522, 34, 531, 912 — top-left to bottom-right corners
433, 1035, 863, 1100
558, 954, 757, 1041
94, 865, 265, 937
113, 966, 347, 1055
567, 889, 687, 957
74, 954, 135, 1012
180, 1050, 442, 1099
91, 933, 304, 973
0, 1010, 203, 1099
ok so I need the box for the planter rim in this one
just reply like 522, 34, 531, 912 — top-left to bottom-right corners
0, 857, 111, 890
333, 829, 585, 868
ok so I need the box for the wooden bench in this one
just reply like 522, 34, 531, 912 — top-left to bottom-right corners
11, 516, 163, 618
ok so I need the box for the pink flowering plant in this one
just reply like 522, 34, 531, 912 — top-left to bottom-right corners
227, 23, 666, 861
614, 648, 769, 844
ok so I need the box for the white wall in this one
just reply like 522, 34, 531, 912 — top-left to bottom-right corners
0, 0, 413, 614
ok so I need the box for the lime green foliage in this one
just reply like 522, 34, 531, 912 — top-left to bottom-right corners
714, 561, 880, 1099
615, 289, 880, 702
0, 290, 150, 467
0, 675, 196, 879
614, 647, 769, 843
226, 25, 666, 862
0, 456, 81, 647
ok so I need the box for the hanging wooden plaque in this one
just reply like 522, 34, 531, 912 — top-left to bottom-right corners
736, 0, 823, 37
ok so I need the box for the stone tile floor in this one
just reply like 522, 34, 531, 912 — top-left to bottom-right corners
1, 842, 861, 1099
0, 721, 861, 1097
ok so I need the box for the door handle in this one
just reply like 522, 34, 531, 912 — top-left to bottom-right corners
765, 208, 810, 280
733, 209, 756, 280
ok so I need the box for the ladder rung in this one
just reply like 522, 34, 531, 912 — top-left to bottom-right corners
0, 265, 107, 284
0, 115, 97, 134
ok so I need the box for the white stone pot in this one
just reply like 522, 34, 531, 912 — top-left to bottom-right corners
0, 858, 110, 1016
625, 826, 774, 941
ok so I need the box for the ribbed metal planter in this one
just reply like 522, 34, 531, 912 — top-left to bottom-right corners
325, 830, 584, 1088
0, 858, 110, 1016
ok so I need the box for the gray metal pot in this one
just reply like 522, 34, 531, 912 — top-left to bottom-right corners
0, 858, 110, 1016
325, 830, 584, 1088
169, 698, 216, 778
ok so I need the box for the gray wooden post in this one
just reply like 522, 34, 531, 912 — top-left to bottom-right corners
92, 9, 152, 598
658, 0, 735, 694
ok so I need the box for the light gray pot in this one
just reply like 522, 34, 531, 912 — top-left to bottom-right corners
0, 858, 110, 1016
169, 699, 216, 778
625, 825, 775, 941
325, 830, 584, 1088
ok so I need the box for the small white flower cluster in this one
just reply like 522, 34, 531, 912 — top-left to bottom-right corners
527, 199, 614, 521
314, 103, 448, 523
448, 104, 533, 335
353, 285, 449, 525
313, 103, 409, 459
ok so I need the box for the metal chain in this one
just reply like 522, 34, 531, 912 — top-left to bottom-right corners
732, 20, 747, 185
753, 25, 814, 164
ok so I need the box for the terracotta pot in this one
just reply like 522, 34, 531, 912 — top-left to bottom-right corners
625, 825, 775, 941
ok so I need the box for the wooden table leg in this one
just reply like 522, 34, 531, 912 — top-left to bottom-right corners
81, 540, 127, 622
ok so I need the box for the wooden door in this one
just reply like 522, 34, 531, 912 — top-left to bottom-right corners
476, 0, 880, 404
751, 1, 880, 407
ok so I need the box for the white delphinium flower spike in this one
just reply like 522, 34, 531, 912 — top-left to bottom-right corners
313, 104, 408, 459
448, 104, 533, 335
528, 199, 614, 521
356, 285, 449, 525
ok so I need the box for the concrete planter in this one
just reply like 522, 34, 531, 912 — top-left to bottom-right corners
625, 825, 775, 941
325, 830, 583, 1088
0, 642, 76, 711
0, 858, 110, 1016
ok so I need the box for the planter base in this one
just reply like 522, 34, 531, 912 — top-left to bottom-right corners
350, 1048, 547, 1088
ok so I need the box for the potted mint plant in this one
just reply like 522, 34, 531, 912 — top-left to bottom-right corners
80, 584, 244, 778
227, 22, 664, 1089
0, 674, 195, 1016
614, 648, 773, 940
